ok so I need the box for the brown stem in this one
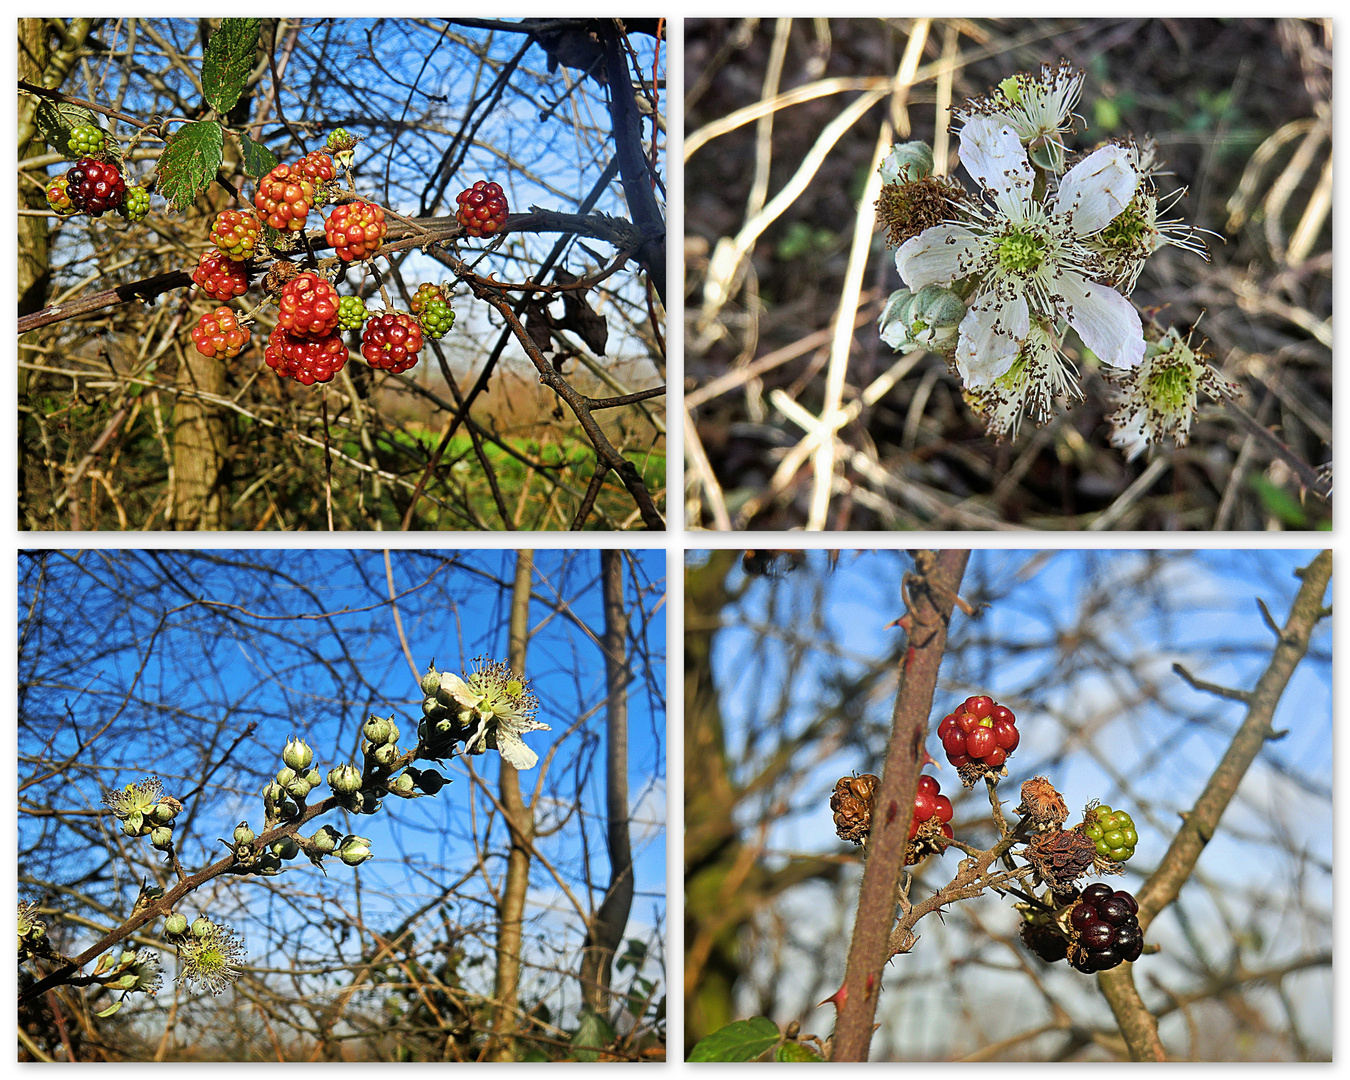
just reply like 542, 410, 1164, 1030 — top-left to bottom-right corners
830, 549, 970, 1061
469, 279, 664, 529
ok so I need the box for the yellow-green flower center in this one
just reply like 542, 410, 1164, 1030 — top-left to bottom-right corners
998, 230, 1045, 274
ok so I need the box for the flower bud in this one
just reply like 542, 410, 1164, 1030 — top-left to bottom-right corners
124, 810, 144, 834
416, 768, 447, 795
284, 775, 312, 799
304, 767, 322, 788
372, 743, 398, 768
362, 715, 392, 745
422, 696, 443, 717
282, 737, 314, 771
328, 764, 362, 795
309, 824, 343, 853
271, 837, 300, 861
879, 140, 934, 186
256, 853, 283, 876
276, 766, 297, 787
191, 916, 214, 939
264, 781, 285, 803
879, 284, 967, 353
420, 668, 441, 697
163, 913, 188, 936
233, 822, 256, 846
338, 836, 373, 866
151, 802, 177, 824
389, 773, 417, 796
151, 825, 174, 850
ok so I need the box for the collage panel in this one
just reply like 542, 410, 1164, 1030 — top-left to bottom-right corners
684, 549, 1330, 1060
19, 18, 666, 532
18, 549, 667, 1060
684, 19, 1330, 530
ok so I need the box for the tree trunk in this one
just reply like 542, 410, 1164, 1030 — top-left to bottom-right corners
491, 549, 536, 1058
578, 550, 635, 1016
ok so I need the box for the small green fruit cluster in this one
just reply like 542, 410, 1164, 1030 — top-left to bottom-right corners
1083, 804, 1137, 863
67, 124, 106, 156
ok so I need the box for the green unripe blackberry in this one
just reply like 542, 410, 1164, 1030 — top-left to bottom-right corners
337, 295, 369, 331
418, 298, 455, 339
67, 124, 106, 156
118, 184, 150, 222
1084, 804, 1137, 862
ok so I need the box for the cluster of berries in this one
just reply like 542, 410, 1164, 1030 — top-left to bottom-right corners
937, 694, 1019, 779
1068, 884, 1144, 972
46, 125, 150, 221
1082, 804, 1137, 863
455, 179, 510, 237
906, 774, 954, 865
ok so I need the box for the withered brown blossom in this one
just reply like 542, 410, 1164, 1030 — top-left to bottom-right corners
830, 774, 879, 845
1015, 775, 1069, 829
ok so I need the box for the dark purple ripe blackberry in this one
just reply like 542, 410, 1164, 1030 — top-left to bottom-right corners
1069, 887, 1143, 973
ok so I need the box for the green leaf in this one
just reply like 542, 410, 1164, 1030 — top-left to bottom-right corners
157, 121, 224, 211
1249, 475, 1308, 528
201, 19, 261, 115
95, 1001, 121, 1018
775, 1041, 824, 1062
32, 99, 99, 159
238, 132, 278, 178
687, 1017, 781, 1062
571, 1009, 616, 1063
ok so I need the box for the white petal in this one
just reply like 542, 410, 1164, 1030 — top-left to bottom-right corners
959, 116, 1034, 205
1055, 145, 1136, 234
895, 226, 980, 289
1057, 273, 1144, 367
955, 297, 1027, 386
437, 672, 483, 710
495, 733, 539, 771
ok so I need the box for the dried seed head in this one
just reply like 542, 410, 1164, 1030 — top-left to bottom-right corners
1016, 775, 1069, 830
830, 774, 880, 845
1024, 827, 1098, 889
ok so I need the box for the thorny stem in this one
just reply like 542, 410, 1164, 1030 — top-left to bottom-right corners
830, 549, 969, 1062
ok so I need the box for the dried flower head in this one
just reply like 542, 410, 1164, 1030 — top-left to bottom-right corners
1024, 828, 1098, 889
1015, 775, 1069, 830
830, 774, 879, 845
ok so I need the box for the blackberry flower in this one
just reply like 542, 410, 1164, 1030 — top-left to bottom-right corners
177, 923, 245, 995
102, 777, 163, 819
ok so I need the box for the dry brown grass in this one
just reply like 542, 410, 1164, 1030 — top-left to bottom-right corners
684, 18, 1330, 531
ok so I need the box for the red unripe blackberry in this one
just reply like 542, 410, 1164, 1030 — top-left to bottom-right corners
933, 794, 953, 823
410, 283, 443, 315
210, 209, 263, 261
966, 726, 995, 759
361, 312, 424, 373
66, 157, 126, 215
254, 164, 315, 231
297, 150, 335, 185
264, 326, 347, 385
277, 272, 341, 338
455, 179, 509, 237
913, 792, 935, 822
938, 694, 1019, 778
191, 307, 251, 358
964, 695, 994, 718
903, 773, 954, 865
917, 775, 940, 799
192, 250, 252, 302
324, 200, 387, 261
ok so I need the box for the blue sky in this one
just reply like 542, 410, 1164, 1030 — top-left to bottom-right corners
691, 548, 1330, 1056
19, 548, 666, 1018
